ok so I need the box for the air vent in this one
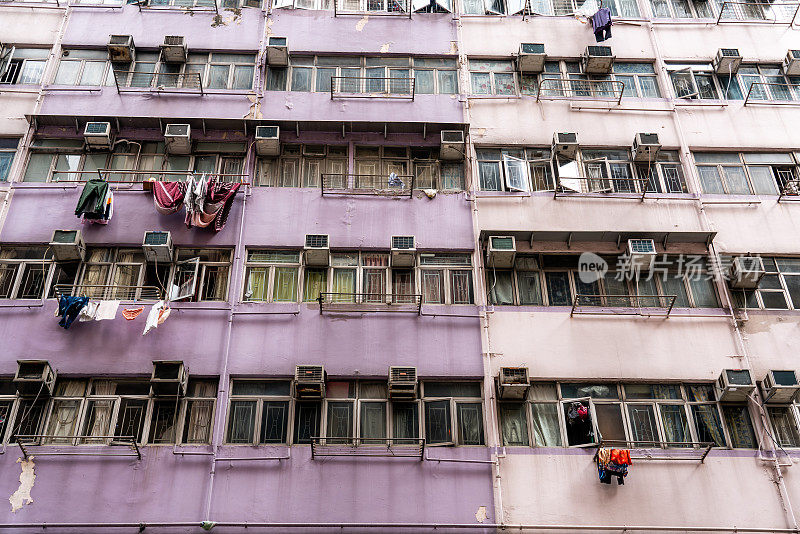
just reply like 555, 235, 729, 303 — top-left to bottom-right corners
487, 236, 516, 269
728, 256, 765, 289
440, 130, 465, 160
632, 132, 661, 163
255, 126, 280, 157
388, 366, 418, 400
84, 122, 112, 148
150, 361, 188, 396
295, 365, 326, 399
497, 367, 530, 399
552, 132, 579, 158
107, 35, 135, 63
304, 234, 330, 266
142, 231, 173, 263
762, 370, 800, 403
14, 360, 56, 397
714, 48, 742, 74
392, 236, 415, 250
627, 239, 657, 270
583, 46, 614, 74
49, 229, 85, 261
518, 43, 546, 73
160, 35, 187, 63
391, 236, 416, 267
164, 124, 191, 154
717, 368, 754, 401
305, 234, 329, 248
266, 36, 289, 66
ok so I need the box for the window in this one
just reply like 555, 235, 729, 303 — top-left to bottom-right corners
267, 56, 457, 95
0, 138, 19, 182
668, 64, 743, 100
226, 380, 292, 444
273, 0, 448, 13
0, 247, 58, 300
15, 378, 217, 446
650, 0, 714, 18
488, 254, 719, 308
469, 60, 515, 95
110, 51, 256, 90
54, 50, 110, 86
522, 0, 638, 16
258, 144, 347, 188
732, 257, 800, 310
419, 254, 474, 304
501, 381, 753, 449
476, 148, 553, 191
0, 47, 48, 85
769, 406, 800, 448
694, 152, 798, 195
423, 382, 483, 445
148, 0, 261, 9
174, 249, 232, 301
523, 61, 659, 99
243, 251, 301, 302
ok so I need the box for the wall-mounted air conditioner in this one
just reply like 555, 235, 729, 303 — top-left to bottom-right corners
784, 50, 800, 76
497, 367, 530, 400
552, 132, 579, 159
255, 126, 280, 157
714, 48, 742, 75
762, 370, 800, 404
717, 369, 755, 401
142, 231, 173, 263
295, 365, 326, 399
487, 236, 516, 269
107, 35, 135, 63
627, 238, 657, 270
582, 45, 614, 74
304, 234, 330, 266
388, 366, 418, 400
161, 35, 188, 63
391, 235, 416, 267
632, 133, 661, 163
439, 130, 465, 161
84, 122, 112, 148
728, 256, 765, 289
150, 360, 188, 396
49, 229, 85, 262
517, 43, 546, 73
14, 360, 56, 397
164, 124, 191, 154
266, 37, 289, 66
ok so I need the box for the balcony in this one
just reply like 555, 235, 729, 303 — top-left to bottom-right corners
311, 437, 425, 459
54, 283, 163, 302
571, 293, 678, 317
716, 1, 800, 24
321, 173, 416, 197
331, 76, 416, 100
537, 78, 625, 105
112, 71, 204, 96
743, 82, 800, 106
318, 292, 422, 314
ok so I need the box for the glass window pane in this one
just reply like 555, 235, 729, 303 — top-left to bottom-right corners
326, 402, 353, 442
0, 151, 15, 182
530, 402, 561, 446
471, 72, 491, 94
488, 270, 514, 305
691, 405, 726, 446
360, 402, 387, 441
722, 405, 756, 448
561, 383, 618, 399
595, 403, 626, 441
424, 382, 481, 397
294, 401, 320, 444
688, 277, 718, 308
258, 401, 288, 444
303, 268, 327, 301
563, 400, 595, 446
392, 402, 419, 442
149, 400, 178, 444
422, 270, 444, 304
500, 403, 529, 446
517, 271, 542, 305
770, 407, 800, 447
55, 61, 80, 85
115, 399, 147, 442
291, 67, 312, 91
545, 271, 572, 306
80, 62, 106, 86
479, 161, 502, 191
438, 70, 457, 94
723, 166, 751, 194
183, 399, 214, 444
494, 73, 515, 95
638, 76, 661, 98
697, 166, 725, 194
232, 65, 254, 90
316, 67, 336, 93
784, 275, 800, 309
45, 399, 81, 443
207, 65, 230, 89
267, 67, 288, 91
415, 70, 434, 94
227, 400, 256, 443
450, 270, 473, 304
457, 403, 484, 445
660, 405, 691, 446
24, 153, 52, 182
424, 400, 452, 444
627, 404, 658, 445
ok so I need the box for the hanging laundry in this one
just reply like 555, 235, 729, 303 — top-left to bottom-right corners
57, 295, 89, 329
143, 300, 171, 335
206, 180, 241, 232
75, 179, 110, 219
153, 181, 188, 215
78, 301, 100, 322
94, 300, 120, 320
597, 447, 631, 485
591, 4, 613, 43
83, 189, 114, 225
388, 172, 404, 188
122, 307, 145, 320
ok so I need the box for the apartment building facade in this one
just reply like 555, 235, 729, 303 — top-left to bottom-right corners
1, 0, 800, 530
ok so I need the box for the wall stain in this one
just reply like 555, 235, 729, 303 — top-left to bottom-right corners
355, 15, 369, 31
9, 457, 35, 513
475, 505, 488, 523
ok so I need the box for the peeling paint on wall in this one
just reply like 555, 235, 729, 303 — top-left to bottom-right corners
244, 94, 263, 119
10, 457, 35, 513
380, 43, 390, 53
211, 8, 243, 27
355, 15, 369, 31
475, 505, 488, 523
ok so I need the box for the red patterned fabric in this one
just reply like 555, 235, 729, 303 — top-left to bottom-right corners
153, 181, 187, 215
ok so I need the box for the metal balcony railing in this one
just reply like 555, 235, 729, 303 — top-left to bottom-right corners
554, 175, 653, 199
318, 292, 422, 314
47, 169, 248, 186
14, 435, 141, 459
330, 76, 415, 100
743, 82, 800, 105
334, 0, 411, 17
311, 437, 425, 459
716, 1, 800, 24
570, 293, 678, 317
54, 284, 163, 302
113, 70, 203, 95
320, 173, 415, 197
595, 439, 715, 463
537, 78, 625, 104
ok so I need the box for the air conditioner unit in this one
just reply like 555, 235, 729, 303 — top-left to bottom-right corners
728, 256, 765, 289
107, 35, 135, 63
160, 36, 188, 63
304, 234, 330, 266
388, 366, 418, 400
440, 130, 465, 161
164, 124, 191, 154
142, 231, 173, 263
517, 43, 546, 73
49, 229, 85, 262
150, 360, 188, 397
552, 132, 579, 159
266, 36, 289, 66
785, 50, 800, 76
714, 48, 742, 75
255, 126, 280, 157
391, 235, 416, 267
762, 370, 800, 403
487, 236, 516, 269
295, 365, 325, 399
627, 238, 657, 270
717, 369, 755, 401
582, 45, 614, 74
497, 367, 530, 400
83, 122, 112, 148
13, 360, 56, 397
632, 133, 661, 163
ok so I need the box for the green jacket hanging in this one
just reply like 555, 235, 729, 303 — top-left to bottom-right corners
75, 179, 109, 218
